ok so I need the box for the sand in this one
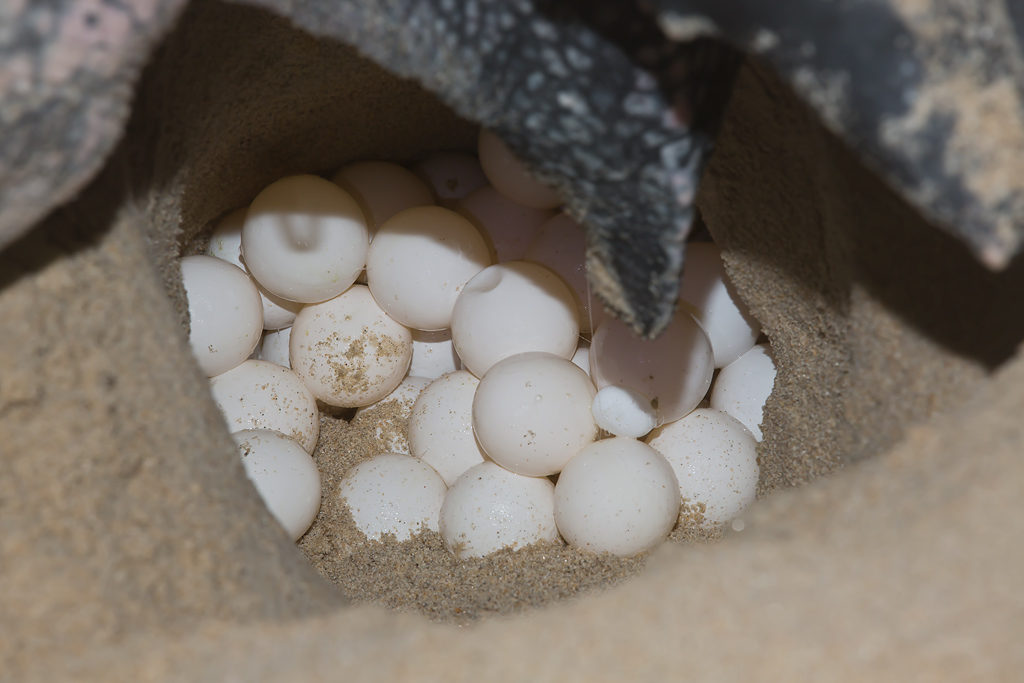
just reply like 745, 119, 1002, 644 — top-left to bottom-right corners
2, 1, 1023, 679
298, 398, 707, 622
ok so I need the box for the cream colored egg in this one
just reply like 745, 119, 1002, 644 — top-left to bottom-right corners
440, 462, 559, 558
456, 185, 553, 262
290, 285, 412, 408
366, 206, 491, 331
451, 261, 579, 378
332, 161, 434, 232
554, 437, 679, 556
590, 308, 713, 424
408, 371, 486, 485
647, 408, 759, 528
209, 359, 319, 453
413, 152, 488, 201
232, 429, 321, 541
472, 352, 597, 477
478, 129, 561, 209
181, 255, 263, 378
524, 213, 604, 334
241, 174, 368, 304
340, 454, 447, 541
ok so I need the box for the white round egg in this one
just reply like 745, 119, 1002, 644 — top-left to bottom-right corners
209, 359, 319, 453
478, 129, 561, 209
413, 151, 488, 201
257, 327, 291, 368
332, 161, 434, 231
407, 371, 487, 486
289, 285, 412, 407
207, 207, 247, 267
456, 185, 553, 262
591, 385, 658, 439
678, 242, 760, 368
440, 462, 559, 558
180, 255, 263, 378
472, 352, 597, 477
590, 307, 714, 424
339, 454, 447, 541
571, 341, 591, 377
231, 429, 321, 542
366, 206, 491, 331
647, 408, 759, 528
710, 344, 776, 441
205, 207, 301, 330
257, 284, 302, 331
352, 375, 432, 456
241, 174, 369, 304
554, 437, 680, 556
451, 261, 579, 378
524, 213, 604, 334
410, 329, 461, 379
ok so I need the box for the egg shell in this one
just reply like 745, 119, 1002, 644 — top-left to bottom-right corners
524, 213, 604, 334
451, 261, 579, 378
232, 429, 321, 542
241, 174, 369, 304
366, 206, 491, 331
710, 344, 777, 441
590, 308, 714, 424
352, 375, 432, 456
439, 462, 559, 558
678, 242, 760, 368
473, 352, 597, 477
289, 285, 413, 408
181, 255, 263, 378
408, 371, 487, 486
456, 185, 553, 262
647, 408, 759, 528
591, 385, 658, 439
257, 327, 291, 368
413, 152, 488, 201
554, 437, 680, 556
209, 359, 319, 453
332, 161, 434, 231
410, 329, 461, 379
339, 454, 447, 541
478, 129, 561, 209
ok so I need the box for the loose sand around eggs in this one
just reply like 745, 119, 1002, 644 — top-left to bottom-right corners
298, 398, 708, 622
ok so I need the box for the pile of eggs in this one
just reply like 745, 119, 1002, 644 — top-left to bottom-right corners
182, 130, 777, 557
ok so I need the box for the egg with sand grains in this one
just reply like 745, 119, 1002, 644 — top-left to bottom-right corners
289, 285, 412, 408
647, 409, 759, 529
340, 454, 447, 541
180, 255, 263, 378
440, 462, 559, 558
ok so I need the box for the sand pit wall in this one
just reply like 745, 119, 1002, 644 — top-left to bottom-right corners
2, 1, 1022, 678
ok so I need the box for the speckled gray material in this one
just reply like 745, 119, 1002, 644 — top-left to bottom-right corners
231, 0, 740, 335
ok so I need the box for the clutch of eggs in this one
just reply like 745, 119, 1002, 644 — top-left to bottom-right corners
180, 133, 773, 554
